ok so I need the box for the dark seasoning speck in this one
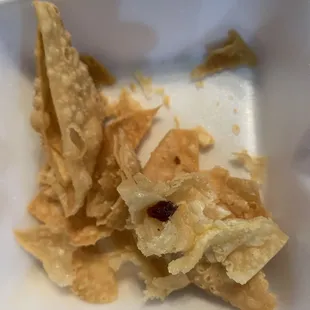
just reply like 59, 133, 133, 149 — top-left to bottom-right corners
147, 201, 178, 222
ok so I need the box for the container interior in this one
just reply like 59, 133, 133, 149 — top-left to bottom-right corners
0, 0, 310, 309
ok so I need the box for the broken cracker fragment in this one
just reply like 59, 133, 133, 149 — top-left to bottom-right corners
174, 116, 180, 128
233, 150, 266, 184
193, 125, 215, 148
191, 30, 257, 80
80, 54, 116, 87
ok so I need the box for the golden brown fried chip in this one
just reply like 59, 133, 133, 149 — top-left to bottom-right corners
86, 107, 159, 219
208, 166, 269, 219
72, 246, 118, 303
189, 261, 276, 310
34, 2, 103, 217
80, 54, 116, 87
143, 129, 199, 182
191, 30, 257, 80
233, 150, 266, 184
105, 88, 142, 118
106, 106, 160, 149
28, 192, 66, 230
14, 225, 75, 287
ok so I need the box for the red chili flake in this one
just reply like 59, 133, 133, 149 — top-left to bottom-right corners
147, 201, 178, 222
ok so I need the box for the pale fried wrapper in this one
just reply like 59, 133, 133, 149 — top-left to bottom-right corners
34, 2, 103, 216
71, 247, 118, 303
14, 225, 75, 287
143, 129, 199, 182
108, 232, 190, 300
189, 262, 277, 310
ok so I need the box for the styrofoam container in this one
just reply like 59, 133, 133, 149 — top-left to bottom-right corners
1, 0, 309, 309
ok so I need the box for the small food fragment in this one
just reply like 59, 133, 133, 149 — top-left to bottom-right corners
143, 129, 199, 182
163, 94, 170, 108
105, 88, 142, 118
195, 80, 204, 89
134, 70, 153, 98
191, 30, 257, 80
154, 87, 165, 96
233, 150, 266, 183
71, 247, 118, 303
147, 201, 178, 222
14, 225, 75, 287
34, 1, 104, 216
129, 82, 137, 92
80, 54, 116, 86
193, 126, 215, 148
233, 108, 238, 114
189, 262, 277, 310
232, 124, 240, 136
174, 116, 180, 128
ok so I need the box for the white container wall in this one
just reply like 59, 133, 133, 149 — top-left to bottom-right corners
0, 0, 309, 309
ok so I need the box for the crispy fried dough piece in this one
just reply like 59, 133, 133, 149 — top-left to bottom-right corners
143, 129, 199, 182
14, 225, 75, 287
189, 262, 276, 310
106, 106, 160, 149
80, 54, 116, 87
86, 107, 159, 219
233, 150, 266, 184
191, 30, 257, 80
28, 192, 66, 230
71, 246, 118, 303
105, 88, 142, 118
208, 166, 269, 219
34, 2, 103, 216
31, 31, 70, 187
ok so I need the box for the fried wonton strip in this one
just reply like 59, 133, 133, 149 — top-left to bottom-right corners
71, 247, 118, 303
191, 30, 257, 80
208, 166, 269, 219
86, 107, 159, 219
106, 106, 160, 149
14, 225, 75, 287
80, 54, 116, 87
143, 129, 199, 182
28, 192, 66, 230
232, 150, 266, 184
34, 2, 103, 216
105, 88, 142, 118
189, 262, 276, 310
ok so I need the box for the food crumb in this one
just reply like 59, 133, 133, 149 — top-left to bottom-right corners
163, 95, 170, 108
193, 126, 214, 148
154, 88, 165, 96
129, 82, 137, 92
232, 124, 240, 136
195, 81, 204, 89
233, 108, 238, 114
174, 116, 180, 129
